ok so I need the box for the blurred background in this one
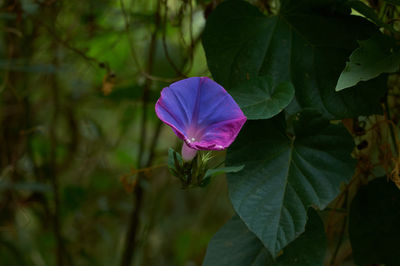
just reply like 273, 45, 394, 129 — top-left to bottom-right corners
0, 0, 242, 265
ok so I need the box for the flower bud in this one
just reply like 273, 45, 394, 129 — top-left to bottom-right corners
181, 142, 197, 161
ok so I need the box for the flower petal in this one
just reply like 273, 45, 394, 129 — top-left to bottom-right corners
155, 77, 246, 150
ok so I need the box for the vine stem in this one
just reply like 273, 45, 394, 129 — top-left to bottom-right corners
329, 189, 348, 266
46, 3, 68, 264
384, 95, 399, 157
119, 1, 161, 266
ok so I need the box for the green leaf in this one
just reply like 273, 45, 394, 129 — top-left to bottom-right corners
201, 165, 244, 186
347, 1, 393, 31
203, 209, 326, 266
230, 76, 294, 120
203, 0, 386, 119
335, 34, 400, 91
349, 177, 400, 266
204, 165, 244, 179
226, 112, 355, 256
168, 148, 183, 173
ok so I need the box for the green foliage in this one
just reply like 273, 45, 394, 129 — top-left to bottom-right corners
202, 0, 386, 119
203, 209, 326, 266
336, 33, 400, 91
226, 112, 355, 256
202, 165, 244, 187
349, 177, 400, 266
230, 76, 294, 120
168, 148, 243, 188
201, 0, 400, 263
347, 1, 393, 31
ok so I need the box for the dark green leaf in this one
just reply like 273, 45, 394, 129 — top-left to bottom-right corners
347, 1, 393, 31
336, 34, 400, 91
204, 165, 244, 179
349, 177, 400, 266
226, 112, 355, 256
203, 0, 385, 119
230, 76, 294, 119
203, 209, 326, 266
168, 148, 183, 173
201, 165, 244, 187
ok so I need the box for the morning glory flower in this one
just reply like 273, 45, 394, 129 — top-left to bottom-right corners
155, 77, 246, 161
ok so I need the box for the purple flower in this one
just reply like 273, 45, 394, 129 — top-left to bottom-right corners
155, 77, 246, 161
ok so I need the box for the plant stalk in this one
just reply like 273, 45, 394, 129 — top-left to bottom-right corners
119, 1, 161, 266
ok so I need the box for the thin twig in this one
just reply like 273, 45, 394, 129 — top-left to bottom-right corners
49, 43, 65, 266
146, 120, 163, 167
119, 1, 162, 266
31, 15, 110, 72
120, 0, 142, 71
161, 0, 186, 77
188, 0, 194, 67
384, 94, 399, 156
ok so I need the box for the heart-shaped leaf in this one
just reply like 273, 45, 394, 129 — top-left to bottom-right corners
203, 209, 326, 266
346, 1, 393, 32
226, 112, 355, 256
203, 0, 386, 119
230, 76, 294, 120
335, 34, 400, 91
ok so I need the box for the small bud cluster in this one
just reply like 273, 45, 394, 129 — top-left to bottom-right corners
167, 148, 213, 188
